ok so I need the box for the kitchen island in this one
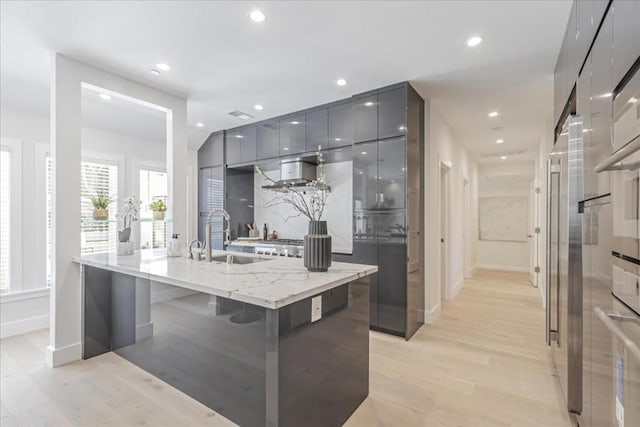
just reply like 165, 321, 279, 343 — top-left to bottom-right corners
74, 250, 376, 427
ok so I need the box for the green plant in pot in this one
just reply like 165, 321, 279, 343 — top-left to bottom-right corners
149, 199, 167, 221
90, 192, 112, 220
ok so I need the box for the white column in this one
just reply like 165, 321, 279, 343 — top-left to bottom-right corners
166, 108, 188, 245
47, 54, 82, 367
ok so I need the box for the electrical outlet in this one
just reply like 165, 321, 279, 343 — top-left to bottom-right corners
311, 296, 322, 322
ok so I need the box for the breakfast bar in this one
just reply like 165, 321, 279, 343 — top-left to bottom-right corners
74, 250, 376, 427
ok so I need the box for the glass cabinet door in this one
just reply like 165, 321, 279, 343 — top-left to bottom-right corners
353, 142, 379, 210
378, 138, 406, 210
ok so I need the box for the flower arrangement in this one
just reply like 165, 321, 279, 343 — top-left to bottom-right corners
148, 199, 167, 212
255, 149, 329, 221
117, 196, 141, 242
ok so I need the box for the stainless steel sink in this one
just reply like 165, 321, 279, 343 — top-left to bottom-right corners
211, 254, 266, 265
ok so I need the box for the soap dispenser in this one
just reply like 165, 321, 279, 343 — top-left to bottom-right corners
167, 234, 182, 257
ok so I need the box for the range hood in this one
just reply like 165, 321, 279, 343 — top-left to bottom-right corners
261, 159, 330, 193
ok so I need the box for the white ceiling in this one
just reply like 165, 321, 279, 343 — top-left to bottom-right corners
0, 1, 571, 159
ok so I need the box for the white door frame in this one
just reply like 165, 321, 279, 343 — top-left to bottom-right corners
439, 161, 451, 302
463, 177, 472, 278
529, 179, 541, 287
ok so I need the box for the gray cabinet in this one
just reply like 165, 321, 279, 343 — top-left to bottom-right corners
279, 114, 306, 155
305, 108, 328, 152
256, 120, 280, 159
198, 132, 224, 168
226, 126, 256, 165
554, 2, 578, 126
612, 0, 640, 86
328, 101, 353, 148
353, 141, 379, 210
591, 9, 613, 155
577, 0, 609, 72
352, 95, 378, 143
378, 87, 407, 139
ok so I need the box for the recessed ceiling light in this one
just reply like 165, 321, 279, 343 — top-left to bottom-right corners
336, 78, 347, 86
290, 121, 299, 125
496, 139, 504, 144
156, 63, 171, 71
361, 151, 367, 155
99, 93, 111, 100
196, 122, 204, 128
489, 111, 499, 117
249, 10, 267, 22
149, 69, 161, 76
500, 155, 507, 160
467, 36, 484, 47
254, 104, 264, 111
365, 101, 374, 107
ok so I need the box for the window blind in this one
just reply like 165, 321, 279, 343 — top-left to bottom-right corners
0, 148, 10, 293
139, 169, 168, 249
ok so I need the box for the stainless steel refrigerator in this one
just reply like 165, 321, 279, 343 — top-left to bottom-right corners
547, 114, 585, 414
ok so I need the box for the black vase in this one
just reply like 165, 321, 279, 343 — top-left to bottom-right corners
304, 221, 332, 272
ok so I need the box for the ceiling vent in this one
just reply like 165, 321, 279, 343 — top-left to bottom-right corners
481, 149, 528, 158
228, 110, 254, 120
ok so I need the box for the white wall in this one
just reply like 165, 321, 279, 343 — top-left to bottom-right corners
254, 161, 353, 254
425, 104, 478, 323
476, 162, 534, 272
0, 108, 198, 339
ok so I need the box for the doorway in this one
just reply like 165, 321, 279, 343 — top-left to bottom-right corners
440, 162, 451, 300
463, 178, 472, 278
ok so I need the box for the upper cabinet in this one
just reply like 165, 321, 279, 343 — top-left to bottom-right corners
612, 0, 640, 87
305, 108, 328, 152
554, 2, 578, 126
378, 87, 407, 140
328, 101, 353, 148
256, 120, 280, 160
226, 126, 256, 165
279, 114, 306, 155
198, 132, 224, 168
352, 95, 378, 143
591, 9, 613, 153
577, 0, 609, 73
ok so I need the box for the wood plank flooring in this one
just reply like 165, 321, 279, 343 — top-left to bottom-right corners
1, 269, 572, 426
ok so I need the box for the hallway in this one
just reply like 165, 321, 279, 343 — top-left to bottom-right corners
1, 270, 572, 427
346, 269, 572, 426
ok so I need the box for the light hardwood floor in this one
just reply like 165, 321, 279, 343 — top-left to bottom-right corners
1, 269, 572, 427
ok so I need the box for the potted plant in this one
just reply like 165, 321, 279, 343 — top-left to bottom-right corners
90, 192, 111, 220
256, 149, 332, 272
149, 199, 167, 221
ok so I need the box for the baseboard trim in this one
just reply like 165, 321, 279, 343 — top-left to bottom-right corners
477, 264, 529, 273
423, 303, 441, 324
448, 277, 464, 300
0, 314, 49, 339
468, 263, 479, 277
46, 342, 81, 368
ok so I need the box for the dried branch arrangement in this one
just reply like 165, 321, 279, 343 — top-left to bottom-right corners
255, 150, 330, 222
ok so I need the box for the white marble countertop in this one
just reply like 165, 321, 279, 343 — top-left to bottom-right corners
73, 250, 377, 309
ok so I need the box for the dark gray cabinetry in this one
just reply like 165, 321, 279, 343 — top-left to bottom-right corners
198, 132, 224, 168
256, 120, 280, 160
226, 126, 257, 165
612, 0, 640, 86
279, 114, 306, 155
376, 213, 407, 334
554, 1, 578, 125
198, 166, 224, 247
591, 10, 613, 155
352, 95, 378, 143
378, 87, 407, 139
328, 101, 353, 148
577, 0, 609, 73
353, 141, 378, 210
305, 108, 328, 152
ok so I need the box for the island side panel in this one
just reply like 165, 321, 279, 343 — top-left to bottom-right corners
276, 279, 370, 427
114, 283, 268, 427
82, 265, 112, 359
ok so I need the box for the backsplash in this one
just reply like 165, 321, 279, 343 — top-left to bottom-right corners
254, 161, 353, 254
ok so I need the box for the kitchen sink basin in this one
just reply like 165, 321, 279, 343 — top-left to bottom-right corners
211, 254, 266, 265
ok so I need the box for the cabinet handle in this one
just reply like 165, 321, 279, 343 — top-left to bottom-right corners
594, 306, 640, 364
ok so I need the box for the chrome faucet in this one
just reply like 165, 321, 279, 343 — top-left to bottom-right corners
205, 208, 231, 262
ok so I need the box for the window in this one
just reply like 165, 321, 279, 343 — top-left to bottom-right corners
139, 168, 168, 249
46, 158, 119, 284
0, 147, 10, 293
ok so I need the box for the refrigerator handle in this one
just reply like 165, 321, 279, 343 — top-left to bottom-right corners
595, 135, 640, 173
594, 306, 640, 364
546, 159, 553, 345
